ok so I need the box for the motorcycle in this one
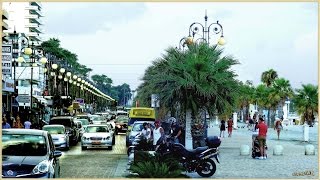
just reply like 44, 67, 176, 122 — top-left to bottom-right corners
127, 133, 153, 156
155, 135, 221, 177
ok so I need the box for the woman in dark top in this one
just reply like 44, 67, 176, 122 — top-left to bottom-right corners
220, 120, 226, 138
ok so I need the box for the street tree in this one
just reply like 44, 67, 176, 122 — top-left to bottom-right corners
261, 69, 278, 87
137, 43, 239, 148
292, 84, 318, 125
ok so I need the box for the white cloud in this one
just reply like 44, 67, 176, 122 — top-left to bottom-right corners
42, 2, 318, 91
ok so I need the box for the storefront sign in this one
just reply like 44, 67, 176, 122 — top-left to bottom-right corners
75, 98, 84, 105
2, 45, 12, 76
3, 79, 14, 92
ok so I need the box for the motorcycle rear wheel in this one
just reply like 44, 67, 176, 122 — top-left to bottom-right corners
196, 159, 216, 177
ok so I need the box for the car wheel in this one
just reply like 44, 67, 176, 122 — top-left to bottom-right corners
115, 128, 118, 135
126, 140, 129, 147
81, 146, 87, 150
109, 146, 113, 150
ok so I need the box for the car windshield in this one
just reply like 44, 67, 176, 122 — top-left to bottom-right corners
132, 123, 144, 132
117, 117, 128, 123
2, 134, 47, 156
43, 126, 64, 134
78, 119, 89, 125
129, 118, 154, 126
92, 116, 103, 122
86, 126, 109, 133
49, 118, 71, 127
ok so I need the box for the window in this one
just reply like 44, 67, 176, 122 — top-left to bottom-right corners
2, 134, 47, 156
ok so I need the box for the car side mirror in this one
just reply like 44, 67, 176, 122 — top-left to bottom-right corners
54, 150, 62, 158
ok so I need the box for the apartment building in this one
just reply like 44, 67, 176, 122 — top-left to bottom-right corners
3, 2, 44, 45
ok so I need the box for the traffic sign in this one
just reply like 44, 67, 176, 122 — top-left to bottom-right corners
16, 95, 31, 103
75, 98, 84, 105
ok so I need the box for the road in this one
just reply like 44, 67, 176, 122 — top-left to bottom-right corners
59, 133, 128, 178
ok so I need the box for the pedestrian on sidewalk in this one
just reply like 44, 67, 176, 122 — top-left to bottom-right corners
2, 116, 11, 129
219, 120, 226, 138
274, 118, 283, 140
256, 117, 268, 160
227, 118, 233, 137
13, 115, 24, 128
24, 119, 32, 129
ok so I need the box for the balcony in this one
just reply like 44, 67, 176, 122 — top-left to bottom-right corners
2, 10, 9, 20
29, 25, 43, 33
30, 2, 42, 8
25, 14, 39, 19
25, 22, 39, 28
25, 6, 43, 17
30, 18, 43, 25
2, 20, 9, 30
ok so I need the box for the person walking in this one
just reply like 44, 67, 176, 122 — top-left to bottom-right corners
2, 116, 11, 129
274, 118, 283, 140
13, 115, 24, 128
256, 117, 268, 160
24, 119, 32, 129
153, 120, 165, 151
227, 118, 233, 137
219, 120, 226, 138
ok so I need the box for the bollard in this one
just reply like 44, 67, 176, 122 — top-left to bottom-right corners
240, 145, 250, 155
273, 145, 284, 155
305, 145, 315, 155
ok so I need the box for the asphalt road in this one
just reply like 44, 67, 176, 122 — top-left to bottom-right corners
59, 133, 128, 178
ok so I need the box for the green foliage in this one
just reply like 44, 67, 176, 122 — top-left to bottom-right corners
292, 84, 318, 124
261, 69, 278, 87
128, 151, 187, 178
136, 43, 239, 117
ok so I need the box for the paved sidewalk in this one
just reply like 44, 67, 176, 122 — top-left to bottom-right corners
186, 125, 318, 178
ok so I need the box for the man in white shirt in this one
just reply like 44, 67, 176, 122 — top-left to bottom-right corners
24, 120, 32, 129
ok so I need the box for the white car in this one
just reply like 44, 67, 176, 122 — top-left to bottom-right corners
42, 125, 70, 150
81, 125, 114, 150
90, 115, 106, 125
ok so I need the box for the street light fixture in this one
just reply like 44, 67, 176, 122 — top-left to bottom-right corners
179, 10, 225, 49
66, 72, 71, 77
52, 63, 58, 70
59, 68, 66, 74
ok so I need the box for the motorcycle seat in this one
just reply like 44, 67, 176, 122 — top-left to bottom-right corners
188, 146, 209, 154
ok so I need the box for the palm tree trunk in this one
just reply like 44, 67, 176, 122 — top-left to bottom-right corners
185, 109, 193, 150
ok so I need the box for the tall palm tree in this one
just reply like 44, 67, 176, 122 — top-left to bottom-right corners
292, 84, 318, 125
137, 43, 239, 148
261, 69, 278, 87
270, 78, 294, 123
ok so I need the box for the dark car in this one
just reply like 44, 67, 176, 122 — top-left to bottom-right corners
115, 116, 129, 135
49, 116, 80, 145
2, 129, 62, 178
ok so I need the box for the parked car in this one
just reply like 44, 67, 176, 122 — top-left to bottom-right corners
49, 116, 80, 145
126, 121, 155, 147
74, 120, 85, 139
115, 116, 129, 135
2, 129, 62, 178
42, 125, 70, 150
81, 125, 114, 150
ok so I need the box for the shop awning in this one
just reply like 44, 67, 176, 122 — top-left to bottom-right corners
33, 95, 48, 105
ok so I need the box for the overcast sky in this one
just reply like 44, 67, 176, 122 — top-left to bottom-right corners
41, 2, 318, 91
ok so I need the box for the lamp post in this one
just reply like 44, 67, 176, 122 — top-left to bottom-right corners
17, 40, 47, 123
179, 10, 226, 50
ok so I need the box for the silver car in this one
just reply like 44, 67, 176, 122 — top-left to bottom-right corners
81, 125, 114, 150
42, 125, 70, 150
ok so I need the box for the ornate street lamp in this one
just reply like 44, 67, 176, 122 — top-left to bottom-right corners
179, 10, 226, 50
17, 39, 47, 122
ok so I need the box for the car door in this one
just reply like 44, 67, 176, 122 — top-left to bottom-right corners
48, 134, 60, 178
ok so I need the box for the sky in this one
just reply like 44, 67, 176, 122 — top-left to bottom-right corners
41, 2, 318, 91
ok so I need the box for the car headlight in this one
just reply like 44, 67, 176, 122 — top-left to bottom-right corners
82, 137, 90, 141
32, 160, 52, 174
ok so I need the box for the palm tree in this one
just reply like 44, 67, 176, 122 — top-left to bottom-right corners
270, 78, 294, 123
292, 84, 318, 125
261, 69, 278, 87
235, 81, 255, 122
137, 43, 239, 148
